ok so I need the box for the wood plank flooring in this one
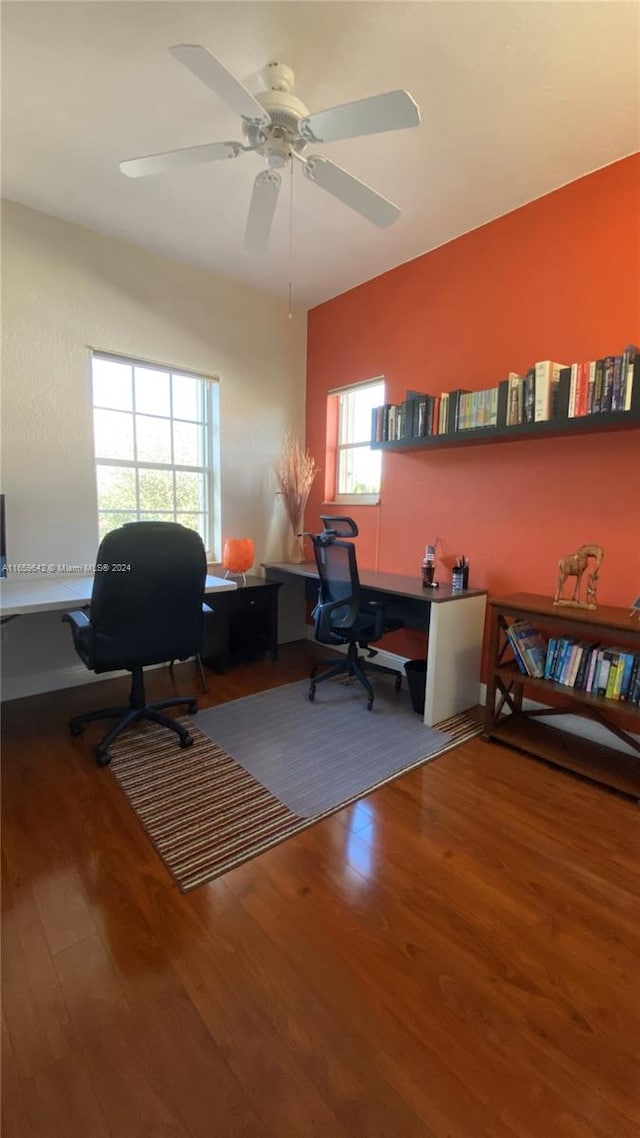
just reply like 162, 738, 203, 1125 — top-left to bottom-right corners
2, 643, 639, 1138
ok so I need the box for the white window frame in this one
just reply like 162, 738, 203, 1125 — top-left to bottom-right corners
90, 351, 221, 556
331, 377, 385, 505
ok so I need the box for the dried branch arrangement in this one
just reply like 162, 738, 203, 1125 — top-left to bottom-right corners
274, 432, 318, 535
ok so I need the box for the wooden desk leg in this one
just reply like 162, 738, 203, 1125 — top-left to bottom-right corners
484, 606, 501, 736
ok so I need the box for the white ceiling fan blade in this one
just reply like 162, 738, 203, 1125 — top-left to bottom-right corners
120, 141, 245, 178
170, 44, 269, 123
302, 156, 400, 228
244, 170, 281, 252
299, 90, 420, 144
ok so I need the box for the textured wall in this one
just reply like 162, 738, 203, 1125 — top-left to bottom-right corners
1, 200, 307, 696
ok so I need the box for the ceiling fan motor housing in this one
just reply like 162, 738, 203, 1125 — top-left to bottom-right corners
242, 82, 310, 166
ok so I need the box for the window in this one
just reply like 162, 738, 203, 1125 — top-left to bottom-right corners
332, 378, 384, 502
90, 352, 219, 553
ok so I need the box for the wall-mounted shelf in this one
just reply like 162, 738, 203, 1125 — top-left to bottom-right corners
371, 359, 640, 451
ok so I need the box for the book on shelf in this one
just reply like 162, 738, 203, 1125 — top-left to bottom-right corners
506, 373, 524, 425
506, 620, 548, 678
534, 360, 567, 421
522, 369, 536, 424
605, 652, 619, 700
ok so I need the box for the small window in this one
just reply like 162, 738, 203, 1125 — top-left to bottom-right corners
90, 352, 220, 553
331, 378, 384, 503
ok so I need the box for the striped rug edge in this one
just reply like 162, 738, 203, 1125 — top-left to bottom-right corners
109, 707, 483, 893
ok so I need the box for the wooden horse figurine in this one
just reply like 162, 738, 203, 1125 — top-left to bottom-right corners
554, 544, 604, 609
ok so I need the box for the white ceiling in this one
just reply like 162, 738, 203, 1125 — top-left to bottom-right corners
2, 2, 639, 308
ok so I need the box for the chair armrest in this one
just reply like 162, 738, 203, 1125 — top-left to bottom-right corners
364, 600, 387, 640
62, 610, 91, 629
313, 595, 356, 642
62, 609, 95, 668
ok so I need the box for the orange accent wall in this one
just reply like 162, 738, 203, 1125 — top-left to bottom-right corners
306, 155, 640, 659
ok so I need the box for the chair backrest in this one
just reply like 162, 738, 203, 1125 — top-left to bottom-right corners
89, 522, 207, 668
311, 523, 361, 641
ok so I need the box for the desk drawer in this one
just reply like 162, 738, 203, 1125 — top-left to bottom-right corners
202, 579, 280, 669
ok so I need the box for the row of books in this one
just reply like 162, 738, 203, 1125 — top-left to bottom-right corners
568, 347, 637, 418
506, 621, 640, 705
371, 391, 465, 442
370, 345, 638, 443
544, 639, 640, 704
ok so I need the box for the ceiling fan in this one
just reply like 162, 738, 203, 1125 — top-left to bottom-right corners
119, 45, 421, 251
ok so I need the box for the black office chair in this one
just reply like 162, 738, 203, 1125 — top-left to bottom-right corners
63, 521, 207, 766
307, 516, 404, 710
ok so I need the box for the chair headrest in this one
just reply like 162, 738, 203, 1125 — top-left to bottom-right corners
318, 516, 359, 542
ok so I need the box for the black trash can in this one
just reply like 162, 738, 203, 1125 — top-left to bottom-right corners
404, 659, 427, 716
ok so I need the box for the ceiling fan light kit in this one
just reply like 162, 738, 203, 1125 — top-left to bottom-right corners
119, 45, 421, 251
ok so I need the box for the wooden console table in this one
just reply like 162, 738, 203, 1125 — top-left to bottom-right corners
484, 593, 640, 798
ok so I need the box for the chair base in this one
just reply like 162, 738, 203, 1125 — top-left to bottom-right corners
309, 642, 402, 711
68, 666, 198, 766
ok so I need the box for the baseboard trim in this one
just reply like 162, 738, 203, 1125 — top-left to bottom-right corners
1, 661, 172, 702
304, 628, 409, 674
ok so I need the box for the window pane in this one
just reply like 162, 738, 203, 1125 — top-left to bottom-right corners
175, 471, 204, 512
98, 511, 137, 540
96, 465, 136, 511
92, 358, 133, 411
172, 374, 202, 422
339, 383, 384, 446
93, 409, 134, 460
139, 512, 174, 523
176, 512, 205, 541
134, 367, 171, 417
338, 446, 381, 495
173, 420, 201, 466
91, 354, 216, 556
136, 415, 172, 463
138, 468, 174, 512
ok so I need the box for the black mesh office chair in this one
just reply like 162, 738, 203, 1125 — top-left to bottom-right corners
307, 516, 404, 710
63, 521, 207, 766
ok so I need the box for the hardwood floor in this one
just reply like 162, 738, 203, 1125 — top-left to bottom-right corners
2, 642, 639, 1138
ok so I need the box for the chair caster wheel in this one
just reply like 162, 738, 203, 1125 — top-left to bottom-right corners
308, 685, 316, 702
95, 749, 111, 767
69, 720, 84, 737
180, 733, 194, 749
395, 675, 402, 692
187, 702, 198, 715
367, 698, 374, 711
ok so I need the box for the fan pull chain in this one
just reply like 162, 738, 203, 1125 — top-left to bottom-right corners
288, 158, 294, 319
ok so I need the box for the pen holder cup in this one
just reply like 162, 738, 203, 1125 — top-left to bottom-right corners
451, 565, 469, 591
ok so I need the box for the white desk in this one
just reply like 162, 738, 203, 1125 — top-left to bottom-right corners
0, 573, 236, 618
0, 574, 237, 701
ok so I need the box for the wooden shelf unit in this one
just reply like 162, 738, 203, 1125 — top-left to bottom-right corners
484, 593, 640, 799
371, 358, 640, 451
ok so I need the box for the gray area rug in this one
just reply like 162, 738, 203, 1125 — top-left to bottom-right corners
196, 678, 451, 818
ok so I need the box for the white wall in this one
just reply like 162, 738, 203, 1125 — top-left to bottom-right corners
1, 200, 307, 698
